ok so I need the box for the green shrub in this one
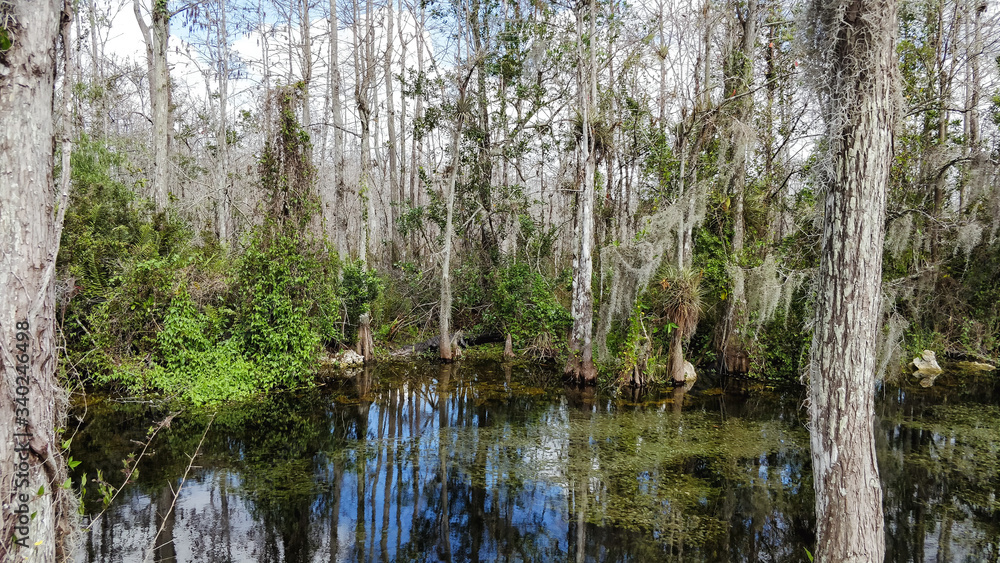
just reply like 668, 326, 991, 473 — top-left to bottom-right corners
58, 136, 192, 375
339, 259, 383, 331
480, 261, 571, 347
231, 230, 336, 388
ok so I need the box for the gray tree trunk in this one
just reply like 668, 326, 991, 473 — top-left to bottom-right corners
409, 5, 427, 254
329, 0, 348, 257
214, 0, 230, 245
717, 0, 757, 373
88, 0, 108, 137
353, 0, 375, 265
300, 0, 312, 132
806, 0, 897, 560
383, 7, 400, 261
396, 0, 408, 255
961, 1, 984, 211
565, 0, 598, 384
0, 1, 76, 560
134, 0, 172, 210
439, 69, 472, 362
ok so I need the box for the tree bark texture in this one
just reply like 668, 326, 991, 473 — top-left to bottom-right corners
300, 0, 312, 131
717, 0, 757, 373
353, 0, 374, 265
0, 1, 75, 560
215, 0, 230, 245
328, 0, 348, 257
134, 0, 172, 210
382, 8, 400, 261
806, 0, 897, 560
439, 99, 468, 362
565, 0, 598, 384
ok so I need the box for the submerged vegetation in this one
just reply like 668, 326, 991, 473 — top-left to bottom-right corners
67, 361, 1000, 561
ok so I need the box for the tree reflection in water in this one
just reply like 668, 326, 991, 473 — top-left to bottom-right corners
70, 362, 1000, 562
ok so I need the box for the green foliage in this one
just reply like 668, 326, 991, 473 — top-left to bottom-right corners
218, 85, 342, 394
59, 136, 192, 375
691, 225, 732, 310
751, 314, 811, 382
477, 260, 571, 347
151, 290, 255, 403
59, 117, 346, 403
231, 230, 337, 388
85, 290, 253, 404
612, 302, 668, 387
339, 259, 383, 330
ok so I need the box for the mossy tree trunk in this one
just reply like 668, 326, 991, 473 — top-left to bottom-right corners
133, 0, 172, 210
565, 0, 599, 385
806, 0, 897, 559
0, 1, 76, 559
717, 0, 757, 374
439, 66, 474, 362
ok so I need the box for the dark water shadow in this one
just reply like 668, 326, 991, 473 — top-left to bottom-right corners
69, 361, 1000, 562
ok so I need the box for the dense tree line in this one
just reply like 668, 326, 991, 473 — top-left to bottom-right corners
4, 0, 999, 558
58, 0, 1000, 391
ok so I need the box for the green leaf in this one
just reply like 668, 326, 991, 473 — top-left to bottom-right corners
62, 478, 72, 489
37, 485, 45, 496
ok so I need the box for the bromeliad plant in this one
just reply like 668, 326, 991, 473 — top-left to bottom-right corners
650, 266, 704, 385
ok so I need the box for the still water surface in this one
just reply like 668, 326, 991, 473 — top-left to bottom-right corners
70, 361, 1000, 562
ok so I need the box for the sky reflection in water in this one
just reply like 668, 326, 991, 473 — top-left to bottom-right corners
70, 361, 1000, 562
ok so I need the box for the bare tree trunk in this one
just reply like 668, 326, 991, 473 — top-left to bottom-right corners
565, 0, 598, 384
668, 329, 685, 385
88, 0, 108, 137
354, 0, 375, 265
356, 313, 375, 362
215, 0, 231, 245
409, 4, 427, 255
806, 0, 897, 560
656, 0, 667, 124
134, 0, 172, 209
329, 0, 348, 257
0, 1, 76, 560
439, 89, 470, 362
961, 1, 984, 211
503, 333, 514, 359
383, 6, 401, 261
396, 0, 408, 254
675, 134, 686, 269
259, 0, 274, 140
469, 0, 497, 257
300, 0, 313, 132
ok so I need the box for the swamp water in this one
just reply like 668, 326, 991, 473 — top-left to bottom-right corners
69, 361, 1000, 562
